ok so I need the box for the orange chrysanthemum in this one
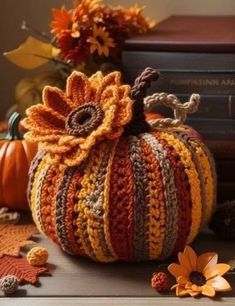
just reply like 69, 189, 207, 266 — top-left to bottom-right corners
23, 71, 133, 167
120, 4, 155, 33
50, 6, 72, 36
168, 246, 232, 297
87, 25, 115, 57
72, 0, 102, 25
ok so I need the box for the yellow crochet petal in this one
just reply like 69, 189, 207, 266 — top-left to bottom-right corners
66, 71, 91, 107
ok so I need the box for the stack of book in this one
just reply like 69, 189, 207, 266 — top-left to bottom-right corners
122, 16, 235, 202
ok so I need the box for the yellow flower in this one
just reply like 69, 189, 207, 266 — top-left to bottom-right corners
168, 246, 232, 297
87, 25, 115, 57
23, 71, 133, 167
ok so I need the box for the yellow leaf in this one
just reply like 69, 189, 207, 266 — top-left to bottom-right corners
4, 36, 57, 69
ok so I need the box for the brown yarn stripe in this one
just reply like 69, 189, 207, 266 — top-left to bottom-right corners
27, 150, 45, 207
55, 167, 77, 254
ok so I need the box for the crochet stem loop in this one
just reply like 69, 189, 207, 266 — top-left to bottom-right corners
144, 93, 200, 128
124, 67, 159, 136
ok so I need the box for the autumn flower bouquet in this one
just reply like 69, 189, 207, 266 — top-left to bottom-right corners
3, 0, 154, 118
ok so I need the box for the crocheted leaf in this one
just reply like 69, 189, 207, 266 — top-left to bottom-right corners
0, 224, 38, 257
0, 256, 48, 284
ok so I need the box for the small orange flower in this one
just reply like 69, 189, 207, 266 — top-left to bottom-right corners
119, 4, 155, 34
72, 0, 102, 25
23, 71, 133, 167
50, 6, 72, 36
87, 25, 115, 57
168, 246, 232, 297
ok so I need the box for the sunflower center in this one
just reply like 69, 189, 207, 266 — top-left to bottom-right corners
97, 35, 104, 45
189, 271, 206, 286
65, 103, 104, 137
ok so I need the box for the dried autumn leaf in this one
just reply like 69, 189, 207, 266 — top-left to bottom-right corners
0, 224, 38, 257
0, 256, 48, 284
4, 36, 59, 69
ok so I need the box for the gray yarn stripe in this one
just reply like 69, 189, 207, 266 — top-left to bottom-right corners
142, 133, 178, 259
128, 136, 149, 261
85, 149, 114, 259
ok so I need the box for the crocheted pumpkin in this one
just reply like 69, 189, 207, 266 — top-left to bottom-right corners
23, 68, 216, 262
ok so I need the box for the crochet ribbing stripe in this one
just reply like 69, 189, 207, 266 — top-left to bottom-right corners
171, 131, 206, 230
84, 143, 115, 262
65, 170, 85, 256
30, 157, 49, 234
56, 167, 76, 254
40, 163, 63, 245
109, 138, 135, 261
172, 130, 215, 227
27, 150, 45, 207
128, 136, 149, 261
143, 133, 178, 259
189, 139, 216, 226
139, 136, 165, 260
155, 136, 192, 253
157, 131, 202, 244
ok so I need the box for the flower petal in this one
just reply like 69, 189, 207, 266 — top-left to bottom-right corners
206, 276, 232, 292
98, 71, 121, 99
113, 96, 133, 126
89, 71, 103, 101
100, 85, 119, 109
25, 105, 65, 133
178, 252, 192, 273
184, 246, 197, 271
66, 71, 91, 106
204, 263, 231, 280
118, 85, 131, 100
177, 276, 188, 285
197, 252, 217, 272
202, 254, 218, 279
43, 86, 72, 117
201, 285, 216, 297
168, 263, 189, 279
176, 286, 190, 297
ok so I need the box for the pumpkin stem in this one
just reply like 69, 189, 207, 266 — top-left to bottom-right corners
6, 112, 23, 140
124, 67, 159, 136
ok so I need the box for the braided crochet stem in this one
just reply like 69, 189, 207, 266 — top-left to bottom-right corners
144, 93, 200, 128
124, 68, 159, 136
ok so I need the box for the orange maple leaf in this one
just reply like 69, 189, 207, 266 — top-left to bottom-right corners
0, 224, 38, 257
0, 256, 48, 284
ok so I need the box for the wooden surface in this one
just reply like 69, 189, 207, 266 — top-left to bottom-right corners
124, 16, 235, 53
0, 224, 234, 305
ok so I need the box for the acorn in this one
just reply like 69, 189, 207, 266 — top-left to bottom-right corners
0, 275, 19, 295
151, 272, 170, 292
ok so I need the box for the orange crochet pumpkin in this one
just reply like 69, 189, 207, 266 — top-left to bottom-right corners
23, 68, 216, 262
0, 113, 37, 211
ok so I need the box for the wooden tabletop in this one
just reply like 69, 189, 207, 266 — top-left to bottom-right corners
0, 226, 234, 306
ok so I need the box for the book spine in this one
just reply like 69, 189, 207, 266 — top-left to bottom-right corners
122, 51, 235, 94
185, 119, 235, 140
152, 94, 234, 119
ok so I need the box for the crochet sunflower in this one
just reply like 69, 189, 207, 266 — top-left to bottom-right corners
23, 71, 133, 166
168, 246, 232, 297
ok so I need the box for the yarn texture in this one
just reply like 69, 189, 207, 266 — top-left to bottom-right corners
0, 275, 18, 294
151, 272, 170, 292
27, 247, 49, 266
23, 68, 217, 262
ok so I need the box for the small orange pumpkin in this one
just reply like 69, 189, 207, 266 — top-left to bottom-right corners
0, 112, 37, 211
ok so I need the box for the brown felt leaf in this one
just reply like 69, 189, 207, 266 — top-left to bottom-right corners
0, 224, 38, 257
0, 256, 48, 284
